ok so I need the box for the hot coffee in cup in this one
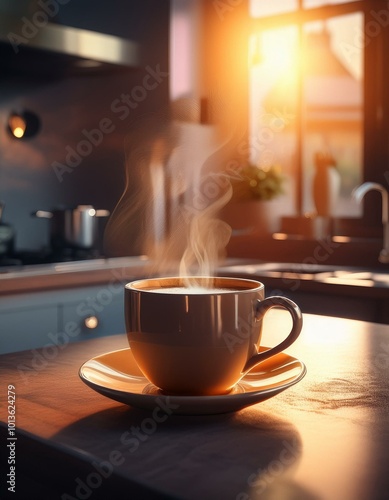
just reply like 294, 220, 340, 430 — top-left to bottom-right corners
125, 277, 302, 396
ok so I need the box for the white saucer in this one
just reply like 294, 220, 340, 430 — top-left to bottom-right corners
79, 348, 306, 415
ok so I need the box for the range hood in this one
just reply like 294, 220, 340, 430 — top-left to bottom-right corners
0, 15, 140, 76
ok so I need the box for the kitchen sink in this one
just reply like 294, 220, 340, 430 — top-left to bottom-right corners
315, 270, 389, 285
218, 260, 389, 324
218, 261, 389, 286
219, 262, 343, 280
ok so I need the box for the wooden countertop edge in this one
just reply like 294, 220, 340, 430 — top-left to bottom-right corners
0, 257, 150, 295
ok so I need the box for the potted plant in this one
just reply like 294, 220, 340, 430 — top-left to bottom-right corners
221, 163, 285, 235
230, 164, 285, 202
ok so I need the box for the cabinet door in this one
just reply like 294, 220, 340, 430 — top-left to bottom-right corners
60, 285, 126, 343
0, 305, 58, 354
0, 284, 127, 354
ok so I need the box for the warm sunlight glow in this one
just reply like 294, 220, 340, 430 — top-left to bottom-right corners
255, 27, 298, 81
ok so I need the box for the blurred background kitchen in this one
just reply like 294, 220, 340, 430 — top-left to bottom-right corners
0, 0, 169, 260
1, 0, 388, 352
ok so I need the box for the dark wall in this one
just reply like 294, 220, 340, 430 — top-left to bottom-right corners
0, 0, 170, 252
51, 0, 170, 69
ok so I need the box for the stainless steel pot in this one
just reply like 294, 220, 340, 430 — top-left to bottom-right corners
32, 205, 110, 250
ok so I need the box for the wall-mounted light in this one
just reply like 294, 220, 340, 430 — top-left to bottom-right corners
8, 111, 41, 139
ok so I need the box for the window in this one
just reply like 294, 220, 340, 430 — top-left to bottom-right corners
249, 0, 387, 234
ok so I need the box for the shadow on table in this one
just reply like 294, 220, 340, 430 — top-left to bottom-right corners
53, 404, 319, 500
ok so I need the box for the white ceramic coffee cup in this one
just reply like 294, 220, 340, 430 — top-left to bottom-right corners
125, 276, 302, 396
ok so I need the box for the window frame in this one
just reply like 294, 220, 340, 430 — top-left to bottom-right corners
249, 0, 388, 228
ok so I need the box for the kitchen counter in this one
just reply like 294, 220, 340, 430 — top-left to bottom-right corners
0, 256, 261, 295
218, 261, 389, 324
0, 256, 151, 295
1, 256, 388, 297
1, 311, 389, 499
218, 261, 389, 298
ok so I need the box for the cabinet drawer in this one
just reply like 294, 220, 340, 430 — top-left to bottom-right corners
0, 284, 127, 353
0, 305, 58, 354
61, 287, 125, 343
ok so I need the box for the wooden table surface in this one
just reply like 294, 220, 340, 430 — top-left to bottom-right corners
1, 311, 389, 500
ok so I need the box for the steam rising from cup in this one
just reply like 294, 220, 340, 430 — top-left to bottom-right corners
104, 107, 238, 286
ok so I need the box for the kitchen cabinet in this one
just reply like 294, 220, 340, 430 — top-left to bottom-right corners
0, 284, 126, 355
1, 301, 58, 354
61, 285, 125, 342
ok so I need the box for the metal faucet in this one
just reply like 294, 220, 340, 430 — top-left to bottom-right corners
353, 182, 389, 263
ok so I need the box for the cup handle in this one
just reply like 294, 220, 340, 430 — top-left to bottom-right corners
243, 296, 303, 373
